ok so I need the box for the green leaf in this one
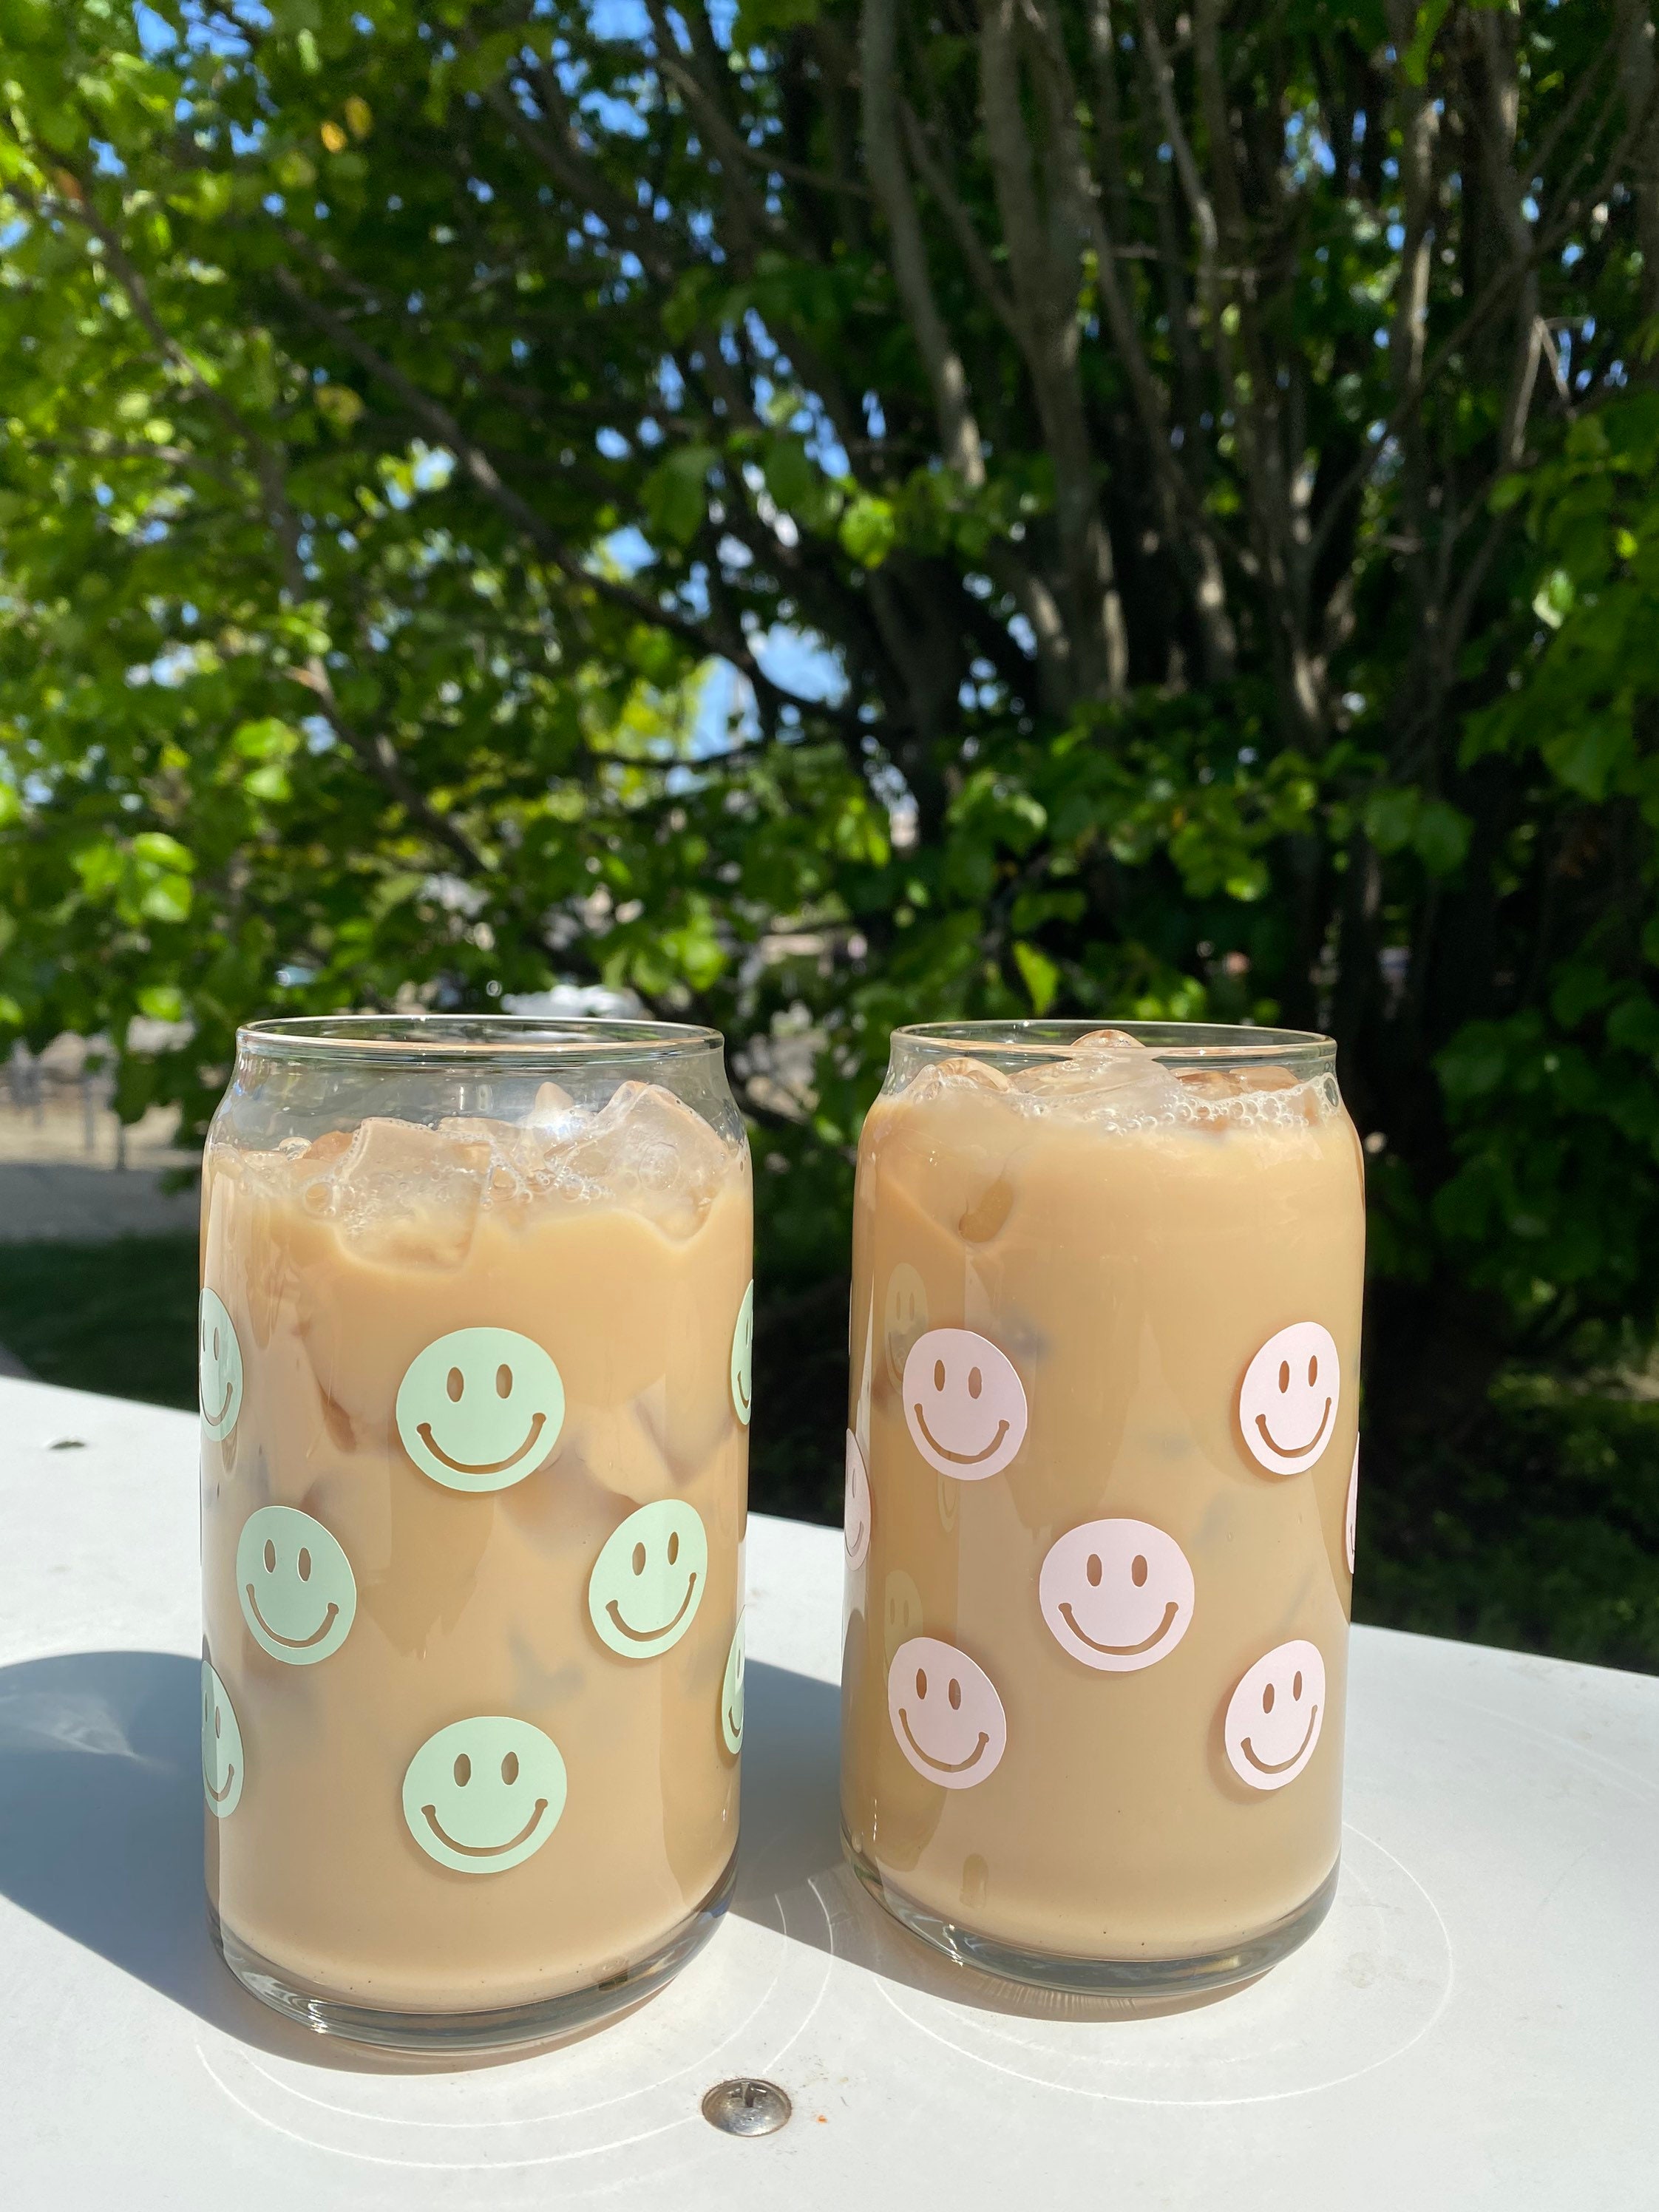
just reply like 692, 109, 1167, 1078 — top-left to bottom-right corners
1413, 799, 1471, 875
136, 984, 186, 1022
839, 495, 896, 569
643, 444, 715, 548
1363, 787, 1419, 853
1012, 941, 1060, 1014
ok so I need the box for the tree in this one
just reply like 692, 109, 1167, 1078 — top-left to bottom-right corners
4, 0, 1659, 1502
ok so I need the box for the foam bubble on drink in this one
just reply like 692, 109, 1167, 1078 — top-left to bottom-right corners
328, 1116, 488, 1266
1175, 1064, 1338, 1132
552, 1080, 736, 1237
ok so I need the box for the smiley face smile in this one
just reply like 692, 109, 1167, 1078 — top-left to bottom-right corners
396, 1328, 566, 1494
1254, 1399, 1331, 1462
898, 1710, 991, 1775
402, 1716, 568, 1874
1238, 1322, 1342, 1478
911, 1408, 1009, 1466
236, 1505, 358, 1667
421, 1799, 549, 1857
1241, 1708, 1320, 1774
1039, 1519, 1195, 1674
1224, 1638, 1327, 1791
414, 1411, 546, 1478
1057, 1596, 1181, 1657
588, 1500, 709, 1660
205, 1763, 237, 1803
902, 1329, 1028, 1483
244, 1587, 340, 1651
604, 1575, 699, 1644
887, 1635, 1008, 1790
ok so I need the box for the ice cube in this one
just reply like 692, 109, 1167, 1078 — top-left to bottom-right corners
554, 1081, 734, 1235
898, 1054, 1012, 1110
1014, 1042, 1180, 1124
1072, 1028, 1144, 1053
330, 1116, 486, 1266
526, 1079, 580, 1131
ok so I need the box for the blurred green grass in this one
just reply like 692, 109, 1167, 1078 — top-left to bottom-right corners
3, 1233, 1653, 1673
0, 1234, 200, 1409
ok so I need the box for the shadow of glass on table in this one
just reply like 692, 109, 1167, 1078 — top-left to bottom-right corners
0, 1646, 1240, 2089
0, 1649, 471, 2072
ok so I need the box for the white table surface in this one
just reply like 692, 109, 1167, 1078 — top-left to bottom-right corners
1, 1374, 1653, 2208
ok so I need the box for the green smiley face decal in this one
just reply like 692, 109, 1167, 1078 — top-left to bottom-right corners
395, 1327, 566, 1493
199, 1289, 243, 1442
721, 1612, 746, 1754
236, 1506, 357, 1666
401, 1717, 567, 1875
588, 1499, 708, 1660
202, 1660, 243, 1818
730, 1281, 754, 1426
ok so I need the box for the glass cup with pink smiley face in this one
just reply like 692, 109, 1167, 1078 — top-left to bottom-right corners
839, 1021, 1364, 1996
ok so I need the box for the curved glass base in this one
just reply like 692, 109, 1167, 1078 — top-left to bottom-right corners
845, 1830, 1339, 2001
210, 1851, 737, 2055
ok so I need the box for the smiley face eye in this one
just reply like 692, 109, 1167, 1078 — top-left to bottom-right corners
968, 1366, 982, 1399
1086, 1553, 1102, 1587
1293, 1669, 1304, 1699
211, 1327, 220, 1360
668, 1530, 680, 1566
948, 1677, 961, 1710
1263, 1681, 1276, 1713
501, 1751, 519, 1785
214, 1707, 222, 1740
1278, 1360, 1289, 1392
631, 1541, 645, 1575
1132, 1553, 1148, 1587
933, 1360, 945, 1391
496, 1364, 512, 1398
447, 1366, 464, 1402
263, 1538, 276, 1573
298, 1548, 312, 1582
453, 1754, 471, 1786
1308, 1356, 1318, 1386
915, 1668, 928, 1699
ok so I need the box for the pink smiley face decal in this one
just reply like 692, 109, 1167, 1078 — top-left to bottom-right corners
1038, 1519, 1195, 1672
887, 1636, 1007, 1790
1224, 1638, 1326, 1791
844, 1428, 872, 1570
1238, 1321, 1340, 1476
1345, 1439, 1359, 1575
902, 1329, 1028, 1482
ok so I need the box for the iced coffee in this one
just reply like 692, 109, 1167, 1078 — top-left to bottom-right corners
841, 1022, 1363, 1992
199, 1017, 752, 2048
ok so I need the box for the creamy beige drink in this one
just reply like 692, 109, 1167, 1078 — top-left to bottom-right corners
199, 1020, 751, 2045
841, 1022, 1363, 1988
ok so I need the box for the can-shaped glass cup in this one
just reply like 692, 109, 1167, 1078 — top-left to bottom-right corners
840, 1021, 1363, 1995
199, 1017, 753, 2049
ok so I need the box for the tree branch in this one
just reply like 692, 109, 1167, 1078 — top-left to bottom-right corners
860, 0, 989, 489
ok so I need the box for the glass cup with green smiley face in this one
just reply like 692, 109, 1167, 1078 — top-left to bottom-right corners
199, 1016, 753, 2052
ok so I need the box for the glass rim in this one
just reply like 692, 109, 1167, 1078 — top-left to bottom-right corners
889, 1018, 1334, 1062
236, 1014, 723, 1066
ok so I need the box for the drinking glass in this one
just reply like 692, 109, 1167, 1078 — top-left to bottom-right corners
200, 1016, 753, 2049
840, 1021, 1363, 1995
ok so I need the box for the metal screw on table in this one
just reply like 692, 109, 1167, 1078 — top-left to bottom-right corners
700, 2078, 792, 2137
